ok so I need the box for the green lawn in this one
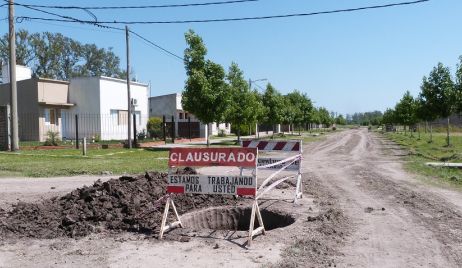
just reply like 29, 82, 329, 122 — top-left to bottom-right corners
0, 148, 169, 178
385, 132, 462, 188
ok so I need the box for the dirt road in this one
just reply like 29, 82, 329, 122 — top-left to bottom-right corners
1, 128, 461, 267
304, 128, 462, 267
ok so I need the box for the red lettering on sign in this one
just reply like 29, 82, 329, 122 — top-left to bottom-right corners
237, 187, 256, 196
169, 148, 257, 167
167, 186, 185, 193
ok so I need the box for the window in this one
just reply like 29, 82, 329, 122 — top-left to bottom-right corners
185, 113, 189, 119
225, 123, 229, 128
44, 109, 50, 125
135, 111, 141, 125
179, 112, 183, 119
118, 110, 128, 125
44, 108, 58, 125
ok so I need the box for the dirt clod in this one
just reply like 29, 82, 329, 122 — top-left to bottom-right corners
364, 207, 374, 213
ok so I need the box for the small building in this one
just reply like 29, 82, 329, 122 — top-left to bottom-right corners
64, 76, 149, 141
149, 93, 231, 138
0, 77, 74, 141
0, 64, 149, 142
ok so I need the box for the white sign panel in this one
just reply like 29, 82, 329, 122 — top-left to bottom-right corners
167, 174, 257, 196
258, 157, 300, 170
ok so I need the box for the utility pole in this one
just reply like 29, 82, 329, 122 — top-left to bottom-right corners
125, 25, 132, 149
8, 0, 19, 151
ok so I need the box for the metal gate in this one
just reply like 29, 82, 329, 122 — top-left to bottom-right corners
0, 105, 10, 151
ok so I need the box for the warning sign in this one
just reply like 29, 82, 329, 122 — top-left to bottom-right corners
168, 147, 257, 167
258, 157, 300, 170
167, 174, 256, 196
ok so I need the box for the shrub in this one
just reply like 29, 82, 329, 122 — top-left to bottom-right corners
137, 130, 147, 140
147, 117, 163, 139
218, 129, 226, 137
44, 131, 61, 146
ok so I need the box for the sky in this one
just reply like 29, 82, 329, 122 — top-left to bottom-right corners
1, 0, 461, 116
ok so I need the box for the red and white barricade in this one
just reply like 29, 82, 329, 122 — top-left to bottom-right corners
241, 139, 303, 202
160, 147, 265, 246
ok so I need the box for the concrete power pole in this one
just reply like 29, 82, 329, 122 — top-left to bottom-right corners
8, 0, 19, 151
125, 26, 132, 149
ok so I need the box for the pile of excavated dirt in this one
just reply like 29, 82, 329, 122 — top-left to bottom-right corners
0, 169, 238, 239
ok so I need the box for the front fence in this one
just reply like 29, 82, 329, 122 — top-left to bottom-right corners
14, 112, 203, 143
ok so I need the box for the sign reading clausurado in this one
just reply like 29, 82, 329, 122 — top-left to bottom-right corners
168, 147, 257, 167
167, 148, 258, 196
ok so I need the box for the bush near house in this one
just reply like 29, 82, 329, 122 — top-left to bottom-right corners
147, 117, 163, 139
43, 131, 61, 146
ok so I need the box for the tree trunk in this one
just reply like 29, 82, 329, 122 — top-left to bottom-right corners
429, 123, 433, 143
418, 124, 420, 140
237, 122, 241, 143
207, 123, 210, 147
446, 116, 450, 146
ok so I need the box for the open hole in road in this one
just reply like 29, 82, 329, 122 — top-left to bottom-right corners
181, 206, 295, 231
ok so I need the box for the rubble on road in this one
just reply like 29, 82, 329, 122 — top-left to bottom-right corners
0, 169, 238, 239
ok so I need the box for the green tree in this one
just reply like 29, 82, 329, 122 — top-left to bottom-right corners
394, 91, 418, 136
0, 30, 125, 81
0, 29, 35, 66
382, 108, 396, 126
335, 114, 347, 125
225, 62, 261, 142
262, 83, 284, 137
317, 107, 333, 128
420, 63, 456, 146
182, 30, 230, 146
415, 95, 436, 142
456, 56, 462, 114
283, 90, 313, 134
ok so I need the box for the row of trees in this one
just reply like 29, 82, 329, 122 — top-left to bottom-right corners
181, 30, 337, 144
346, 111, 383, 126
382, 57, 462, 146
0, 30, 126, 81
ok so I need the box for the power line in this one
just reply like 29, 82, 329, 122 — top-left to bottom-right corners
15, 0, 259, 10
10, 1, 89, 23
10, 2, 185, 63
15, 0, 430, 25
129, 30, 184, 61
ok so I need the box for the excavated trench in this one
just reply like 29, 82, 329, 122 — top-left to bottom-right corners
180, 206, 295, 231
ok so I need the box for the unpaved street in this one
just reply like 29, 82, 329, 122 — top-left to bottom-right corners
1, 128, 461, 267
304, 128, 462, 267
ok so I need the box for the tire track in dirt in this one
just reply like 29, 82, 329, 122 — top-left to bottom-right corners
303, 128, 462, 267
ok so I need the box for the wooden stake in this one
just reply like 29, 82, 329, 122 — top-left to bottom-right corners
247, 199, 266, 246
159, 197, 171, 239
255, 202, 266, 235
159, 197, 183, 239
247, 201, 257, 246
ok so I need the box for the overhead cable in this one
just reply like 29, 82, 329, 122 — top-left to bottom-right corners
15, 0, 430, 25
13, 0, 259, 10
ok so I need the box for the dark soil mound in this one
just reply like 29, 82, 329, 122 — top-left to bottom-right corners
0, 169, 238, 239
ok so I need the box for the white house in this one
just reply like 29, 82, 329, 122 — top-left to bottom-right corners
149, 93, 231, 138
63, 76, 149, 140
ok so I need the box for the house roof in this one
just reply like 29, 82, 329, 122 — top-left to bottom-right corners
38, 101, 74, 107
70, 76, 148, 87
148, 92, 180, 99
